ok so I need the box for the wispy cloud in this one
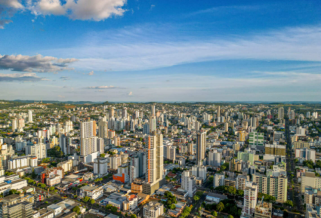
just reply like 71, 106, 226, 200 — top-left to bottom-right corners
54, 25, 321, 72
0, 73, 48, 82
88, 71, 94, 75
60, 76, 70, 80
186, 5, 263, 17
85, 86, 118, 89
128, 91, 133, 96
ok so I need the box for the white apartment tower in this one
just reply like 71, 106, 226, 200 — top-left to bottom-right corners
146, 132, 164, 184
242, 181, 258, 216
28, 110, 33, 123
278, 107, 284, 120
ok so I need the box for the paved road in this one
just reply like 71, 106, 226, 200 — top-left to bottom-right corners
285, 118, 304, 218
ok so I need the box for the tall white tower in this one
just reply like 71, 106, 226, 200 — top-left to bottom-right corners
28, 110, 33, 123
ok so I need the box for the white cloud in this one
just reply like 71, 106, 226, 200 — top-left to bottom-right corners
86, 86, 116, 89
0, 54, 77, 72
60, 76, 70, 80
58, 95, 65, 98
0, 0, 24, 9
54, 25, 321, 72
31, 0, 127, 21
0, 72, 48, 82
88, 71, 94, 75
37, 0, 66, 15
0, 19, 12, 29
0, 0, 24, 29
128, 91, 132, 96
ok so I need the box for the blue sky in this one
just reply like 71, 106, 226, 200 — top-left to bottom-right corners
0, 0, 321, 102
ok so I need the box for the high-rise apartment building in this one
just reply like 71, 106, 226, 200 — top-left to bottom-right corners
242, 182, 258, 216
295, 148, 316, 163
249, 131, 264, 148
122, 107, 127, 119
28, 110, 33, 123
109, 107, 115, 118
0, 194, 35, 218
64, 120, 73, 133
80, 121, 96, 138
12, 118, 17, 132
265, 143, 286, 156
80, 121, 98, 157
196, 131, 206, 165
213, 173, 225, 188
217, 106, 221, 118
278, 107, 284, 120
94, 157, 108, 176
142, 132, 164, 194
181, 170, 196, 197
25, 143, 46, 160
301, 172, 321, 193
59, 133, 70, 155
208, 149, 221, 167
164, 145, 176, 161
252, 173, 288, 203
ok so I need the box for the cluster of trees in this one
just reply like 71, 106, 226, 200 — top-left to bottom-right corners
163, 191, 177, 209
205, 199, 241, 217
72, 183, 88, 191
218, 163, 229, 173
285, 200, 294, 207
37, 183, 47, 189
258, 193, 276, 202
72, 206, 81, 215
82, 196, 95, 205
47, 146, 64, 158
8, 189, 21, 195
24, 177, 36, 185
193, 191, 203, 201
94, 178, 103, 183
5, 171, 15, 176
214, 186, 244, 196
303, 160, 314, 169
178, 205, 192, 218
41, 158, 51, 163
105, 204, 118, 213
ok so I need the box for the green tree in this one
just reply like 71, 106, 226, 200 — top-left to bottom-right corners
212, 211, 217, 216
82, 196, 91, 203
285, 200, 294, 207
193, 195, 200, 201
130, 215, 137, 218
49, 187, 55, 191
228, 215, 234, 218
90, 199, 95, 205
216, 202, 224, 212
72, 206, 81, 215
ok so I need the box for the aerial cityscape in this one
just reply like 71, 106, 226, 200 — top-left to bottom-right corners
0, 0, 321, 218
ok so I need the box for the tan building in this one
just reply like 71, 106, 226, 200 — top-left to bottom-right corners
293, 140, 310, 149
301, 172, 321, 193
265, 143, 286, 156
229, 159, 242, 172
252, 173, 287, 203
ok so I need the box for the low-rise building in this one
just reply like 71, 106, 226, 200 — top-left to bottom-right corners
79, 185, 103, 200
143, 202, 164, 218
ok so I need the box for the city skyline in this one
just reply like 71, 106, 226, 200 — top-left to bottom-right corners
0, 0, 321, 101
